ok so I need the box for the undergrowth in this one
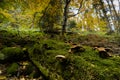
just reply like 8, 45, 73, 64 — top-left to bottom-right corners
0, 29, 120, 80
28, 39, 120, 80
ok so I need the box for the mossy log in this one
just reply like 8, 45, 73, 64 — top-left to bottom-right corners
25, 49, 63, 80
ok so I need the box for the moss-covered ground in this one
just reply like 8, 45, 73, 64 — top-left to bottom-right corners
0, 29, 120, 80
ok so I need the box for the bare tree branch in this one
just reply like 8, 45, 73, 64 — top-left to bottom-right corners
68, 0, 84, 18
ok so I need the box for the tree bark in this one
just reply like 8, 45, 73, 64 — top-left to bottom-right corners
99, 0, 113, 32
62, 0, 71, 37
110, 0, 120, 32
110, 0, 120, 33
118, 0, 120, 32
110, 0, 119, 19
106, 0, 116, 32
106, 0, 113, 18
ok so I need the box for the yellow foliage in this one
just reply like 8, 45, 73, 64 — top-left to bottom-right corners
0, 10, 12, 19
0, 10, 16, 22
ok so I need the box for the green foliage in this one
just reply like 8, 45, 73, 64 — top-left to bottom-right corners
39, 0, 62, 32
114, 33, 120, 44
0, 28, 120, 79
1, 47, 24, 62
67, 20, 76, 31
0, 53, 4, 60
6, 63, 19, 75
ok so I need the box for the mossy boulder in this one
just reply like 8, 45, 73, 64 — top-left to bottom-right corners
0, 47, 26, 63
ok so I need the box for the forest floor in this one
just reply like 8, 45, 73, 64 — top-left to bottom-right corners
0, 30, 120, 80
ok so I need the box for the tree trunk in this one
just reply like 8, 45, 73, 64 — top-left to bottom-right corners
62, 0, 71, 37
106, 0, 114, 19
99, 0, 113, 33
110, 0, 120, 33
110, 0, 119, 20
106, 0, 116, 32
118, 0, 120, 32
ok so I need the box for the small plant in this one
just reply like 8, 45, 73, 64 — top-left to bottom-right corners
6, 63, 19, 76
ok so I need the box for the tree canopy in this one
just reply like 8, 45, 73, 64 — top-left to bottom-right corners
0, 0, 120, 34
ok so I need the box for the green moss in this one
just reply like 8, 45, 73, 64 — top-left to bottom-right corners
1, 47, 24, 62
50, 46, 120, 80
27, 39, 68, 79
0, 52, 5, 60
33, 60, 49, 77
27, 39, 120, 80
1, 30, 119, 80
6, 63, 19, 75
73, 46, 120, 80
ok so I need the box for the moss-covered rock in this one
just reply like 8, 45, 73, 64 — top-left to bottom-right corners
0, 47, 26, 63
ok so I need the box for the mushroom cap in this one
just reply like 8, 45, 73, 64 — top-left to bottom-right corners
55, 55, 66, 59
